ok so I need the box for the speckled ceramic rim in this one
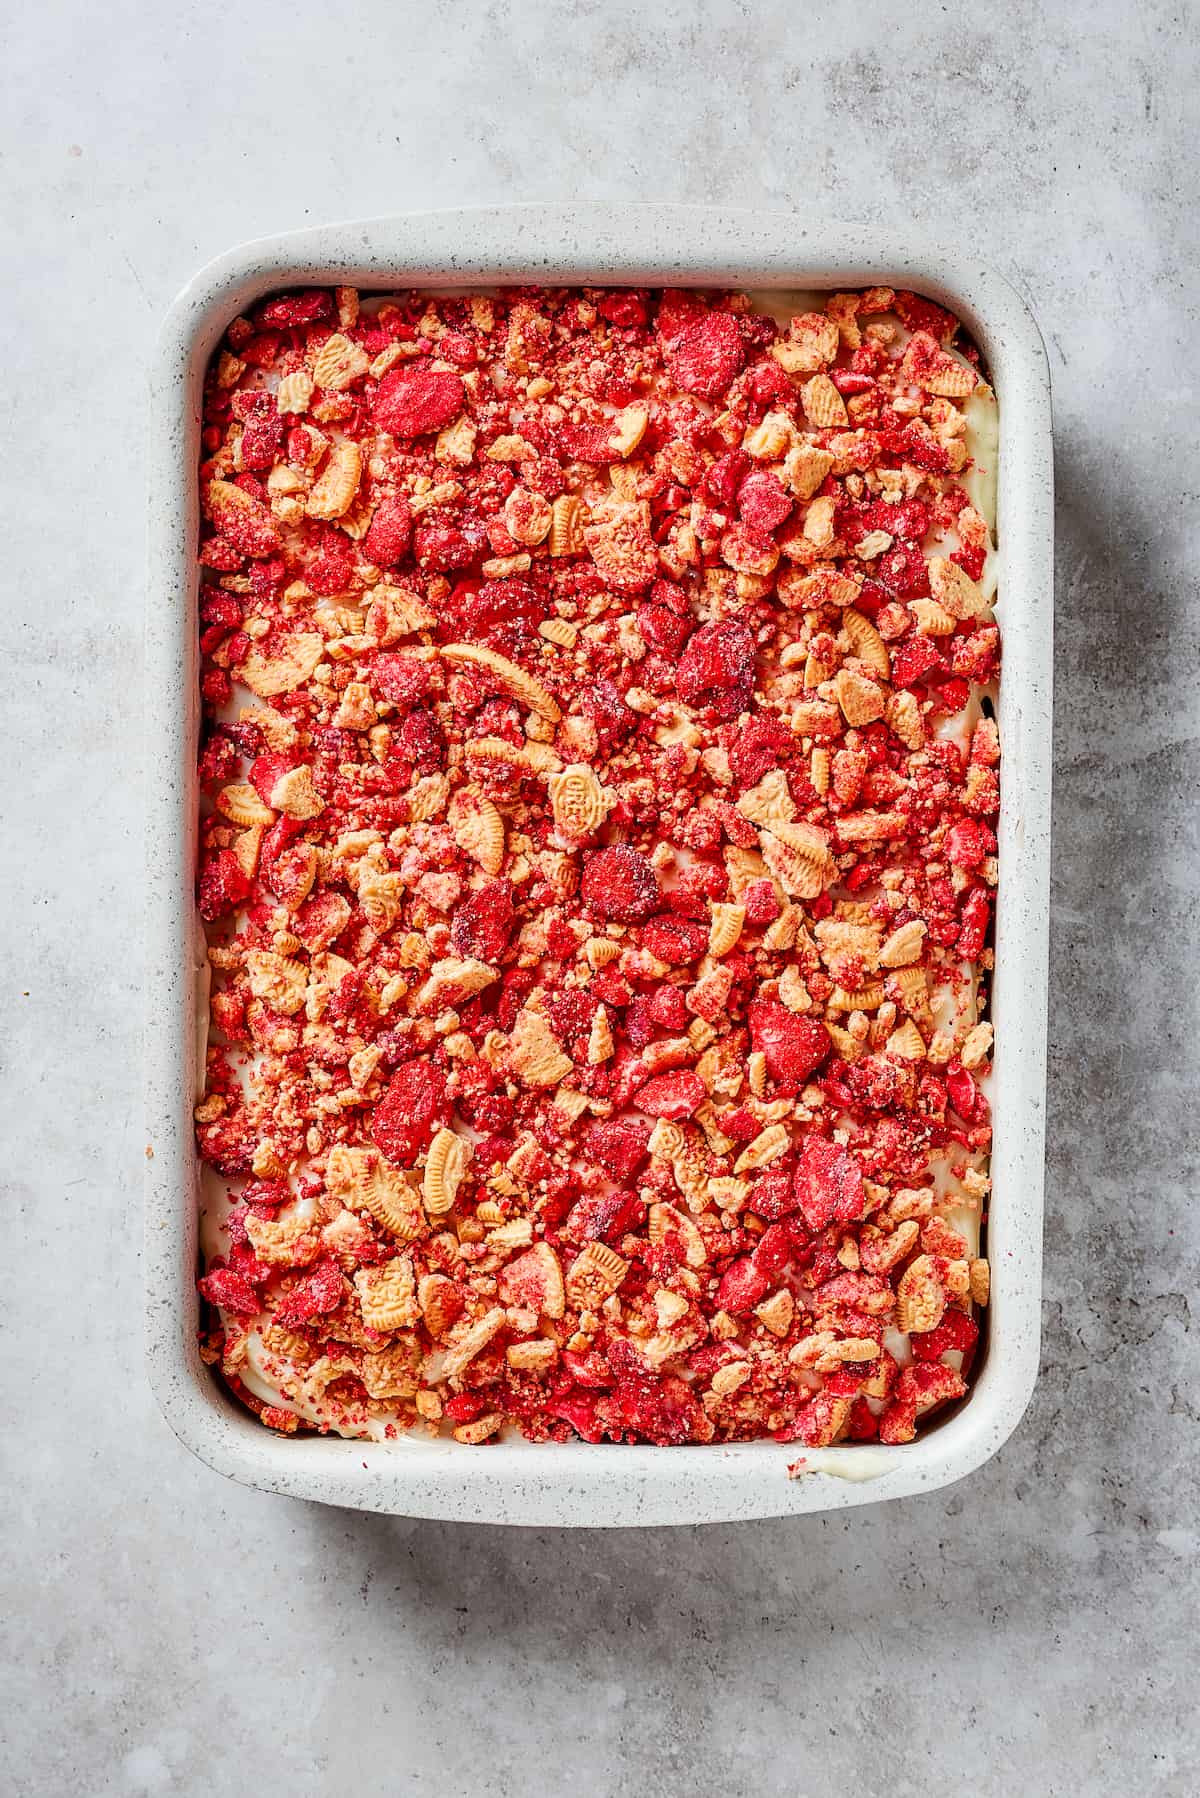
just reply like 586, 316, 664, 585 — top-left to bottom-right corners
145, 205, 1052, 1525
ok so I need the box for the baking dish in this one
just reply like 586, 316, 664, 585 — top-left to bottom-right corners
145, 204, 1052, 1524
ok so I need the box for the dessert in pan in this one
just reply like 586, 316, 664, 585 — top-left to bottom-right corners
193, 280, 999, 1449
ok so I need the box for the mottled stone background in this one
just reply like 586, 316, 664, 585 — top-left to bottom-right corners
2, 2, 1196, 1793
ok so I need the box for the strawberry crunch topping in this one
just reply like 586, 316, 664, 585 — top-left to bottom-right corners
194, 282, 999, 1451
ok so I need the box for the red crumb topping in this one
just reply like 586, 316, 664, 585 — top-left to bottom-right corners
194, 282, 997, 1448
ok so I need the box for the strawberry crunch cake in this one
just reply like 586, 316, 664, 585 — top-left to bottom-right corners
193, 280, 1000, 1453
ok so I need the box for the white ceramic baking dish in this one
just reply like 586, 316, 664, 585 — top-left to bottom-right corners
145, 204, 1052, 1525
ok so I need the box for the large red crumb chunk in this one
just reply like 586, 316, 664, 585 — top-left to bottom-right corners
634, 1069, 705, 1119
194, 280, 999, 1451
372, 366, 465, 436
581, 844, 661, 923
748, 1000, 831, 1091
676, 619, 757, 719
662, 310, 745, 399
371, 1061, 450, 1166
792, 1137, 866, 1231
362, 496, 413, 565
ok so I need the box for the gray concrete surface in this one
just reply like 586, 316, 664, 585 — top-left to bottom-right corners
2, 1, 1197, 1793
